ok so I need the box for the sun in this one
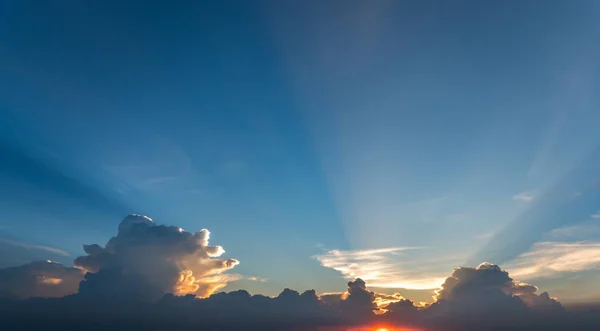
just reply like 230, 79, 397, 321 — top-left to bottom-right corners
376, 328, 389, 331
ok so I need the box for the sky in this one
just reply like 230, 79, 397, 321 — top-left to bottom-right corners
1, 0, 600, 308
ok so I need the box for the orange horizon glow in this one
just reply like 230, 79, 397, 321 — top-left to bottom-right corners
317, 325, 422, 331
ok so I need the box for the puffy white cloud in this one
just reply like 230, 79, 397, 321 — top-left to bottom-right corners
74, 214, 239, 301
0, 260, 83, 299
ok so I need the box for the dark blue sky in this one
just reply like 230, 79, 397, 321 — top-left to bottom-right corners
1, 0, 599, 300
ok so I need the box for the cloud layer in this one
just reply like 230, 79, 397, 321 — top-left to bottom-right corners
1, 216, 600, 330
2, 256, 595, 330
0, 260, 82, 299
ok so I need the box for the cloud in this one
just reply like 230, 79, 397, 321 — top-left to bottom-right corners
0, 260, 83, 299
73, 214, 240, 301
2, 260, 598, 330
506, 242, 600, 279
512, 190, 538, 202
374, 292, 406, 308
0, 238, 70, 257
591, 214, 600, 219
338, 278, 378, 321
314, 247, 447, 290
0, 216, 598, 329
430, 263, 563, 321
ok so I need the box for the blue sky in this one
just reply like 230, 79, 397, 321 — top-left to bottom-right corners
1, 1, 599, 302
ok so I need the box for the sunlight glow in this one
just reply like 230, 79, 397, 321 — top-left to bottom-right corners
39, 277, 63, 285
314, 247, 450, 290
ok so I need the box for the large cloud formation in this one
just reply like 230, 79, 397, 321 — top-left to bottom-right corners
1, 220, 600, 330
73, 214, 240, 301
2, 263, 596, 330
0, 215, 239, 302
429, 262, 564, 322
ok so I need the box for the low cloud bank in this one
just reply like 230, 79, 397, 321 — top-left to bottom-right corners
0, 215, 598, 330
1, 261, 598, 330
0, 260, 82, 299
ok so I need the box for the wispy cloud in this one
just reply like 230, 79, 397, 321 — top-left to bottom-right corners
506, 242, 600, 279
0, 238, 70, 256
512, 190, 538, 202
591, 214, 600, 219
247, 276, 269, 283
313, 247, 449, 290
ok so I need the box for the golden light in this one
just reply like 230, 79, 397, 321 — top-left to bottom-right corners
376, 328, 389, 331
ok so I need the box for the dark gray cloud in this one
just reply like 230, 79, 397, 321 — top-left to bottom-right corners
0, 260, 83, 299
338, 278, 377, 322
429, 263, 564, 322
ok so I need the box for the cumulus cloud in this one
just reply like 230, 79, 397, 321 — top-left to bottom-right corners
506, 242, 600, 279
431, 262, 563, 320
314, 247, 447, 290
0, 260, 83, 299
338, 278, 378, 321
73, 214, 240, 301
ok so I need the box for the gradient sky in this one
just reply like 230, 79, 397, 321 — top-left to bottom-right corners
1, 0, 599, 303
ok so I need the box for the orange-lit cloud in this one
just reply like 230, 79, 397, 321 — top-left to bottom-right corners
314, 247, 449, 290
74, 214, 240, 300
39, 277, 63, 285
